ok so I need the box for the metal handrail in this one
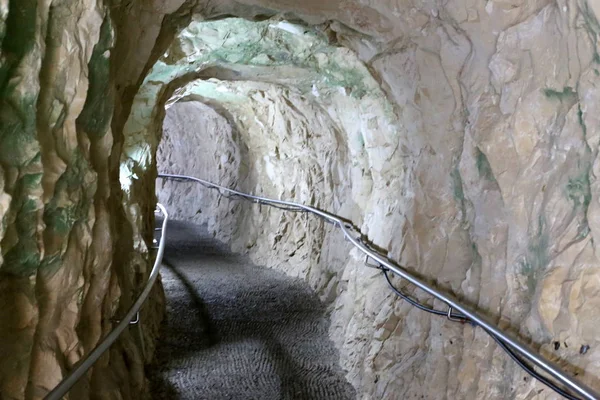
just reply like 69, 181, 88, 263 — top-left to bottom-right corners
45, 203, 169, 400
158, 173, 599, 400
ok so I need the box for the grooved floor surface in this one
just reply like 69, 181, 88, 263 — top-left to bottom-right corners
149, 220, 356, 400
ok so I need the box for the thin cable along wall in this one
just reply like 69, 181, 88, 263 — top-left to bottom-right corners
159, 173, 599, 400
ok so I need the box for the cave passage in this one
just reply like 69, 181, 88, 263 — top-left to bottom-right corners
142, 14, 599, 400
3, 1, 600, 399
148, 219, 355, 400
122, 11, 600, 400
151, 71, 358, 398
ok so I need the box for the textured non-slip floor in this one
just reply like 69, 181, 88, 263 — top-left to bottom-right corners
149, 220, 356, 400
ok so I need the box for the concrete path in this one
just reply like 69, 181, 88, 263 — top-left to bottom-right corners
149, 220, 356, 400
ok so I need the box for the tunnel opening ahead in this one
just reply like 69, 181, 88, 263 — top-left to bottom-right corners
146, 17, 377, 399
156, 100, 243, 241
121, 16, 388, 291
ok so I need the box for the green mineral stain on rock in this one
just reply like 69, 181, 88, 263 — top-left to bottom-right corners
123, 17, 395, 191
3, 244, 41, 276
321, 62, 368, 98
450, 164, 470, 225
581, 1, 600, 64
577, 223, 591, 240
519, 216, 550, 295
42, 151, 94, 252
211, 37, 269, 65
567, 103, 592, 239
577, 103, 588, 137
450, 165, 465, 203
44, 206, 76, 235
184, 80, 247, 104
470, 242, 482, 269
519, 259, 534, 294
146, 18, 372, 100
566, 169, 592, 239
21, 173, 42, 188
475, 148, 498, 184
2, 196, 42, 276
0, 152, 44, 275
566, 173, 591, 208
1, 3, 40, 171
0, 96, 40, 167
3, 0, 37, 56
543, 86, 576, 101
76, 16, 114, 137
357, 133, 365, 148
0, 2, 105, 277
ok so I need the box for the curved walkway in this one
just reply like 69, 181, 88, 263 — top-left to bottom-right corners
149, 220, 356, 400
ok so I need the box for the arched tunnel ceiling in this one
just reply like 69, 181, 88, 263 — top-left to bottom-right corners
120, 17, 402, 205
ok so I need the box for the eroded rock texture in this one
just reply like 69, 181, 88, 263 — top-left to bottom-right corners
148, 3, 600, 400
2, 0, 600, 399
0, 1, 162, 399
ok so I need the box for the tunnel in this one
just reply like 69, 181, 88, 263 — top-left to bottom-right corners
1, 1, 600, 400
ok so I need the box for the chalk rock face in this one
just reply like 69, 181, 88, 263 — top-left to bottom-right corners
0, 1, 162, 399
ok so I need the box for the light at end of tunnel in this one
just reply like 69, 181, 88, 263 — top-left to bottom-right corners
119, 163, 136, 192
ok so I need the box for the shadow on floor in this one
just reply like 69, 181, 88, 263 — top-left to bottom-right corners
147, 220, 355, 400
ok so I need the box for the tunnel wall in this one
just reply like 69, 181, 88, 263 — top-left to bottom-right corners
0, 1, 164, 399
148, 4, 600, 400
157, 81, 354, 287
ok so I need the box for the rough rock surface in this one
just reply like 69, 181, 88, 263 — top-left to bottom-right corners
150, 6, 600, 400
149, 219, 355, 400
2, 0, 600, 399
0, 1, 162, 399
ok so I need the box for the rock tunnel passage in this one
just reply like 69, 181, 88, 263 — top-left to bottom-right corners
149, 219, 356, 400
4, 2, 600, 399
